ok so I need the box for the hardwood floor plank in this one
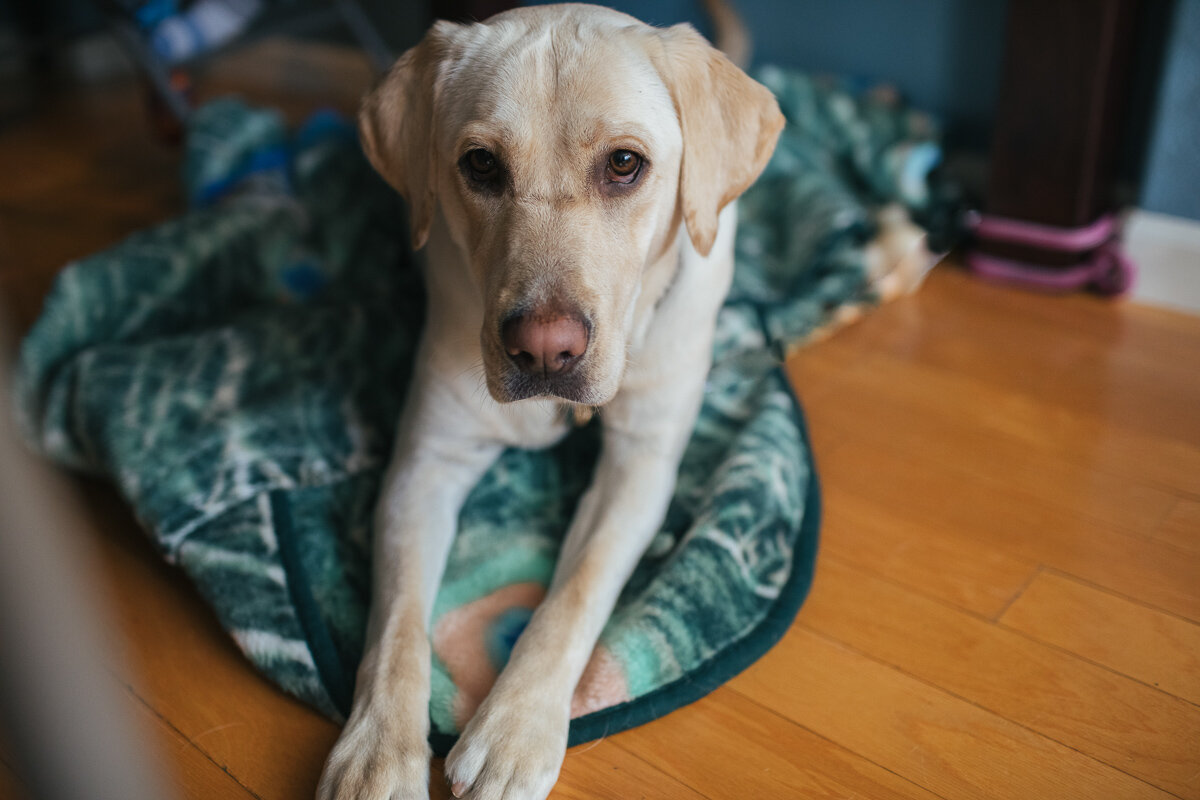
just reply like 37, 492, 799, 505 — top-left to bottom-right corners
0, 686, 249, 800
944, 271, 1200, 380
611, 685, 944, 800
730, 626, 1172, 800
796, 349, 1180, 534
1000, 571, 1200, 706
1155, 498, 1200, 554
0, 87, 180, 332
434, 740, 711, 800
819, 489, 1040, 619
800, 558, 1200, 798
820, 438, 1200, 621
926, 267, 1200, 359
921, 271, 1200, 385
834, 269, 1200, 445
122, 686, 259, 800
798, 321, 1200, 498
556, 739, 709, 800
786, 340, 876, 404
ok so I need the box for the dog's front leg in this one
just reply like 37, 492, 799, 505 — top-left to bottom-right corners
444, 386, 701, 800
318, 397, 503, 800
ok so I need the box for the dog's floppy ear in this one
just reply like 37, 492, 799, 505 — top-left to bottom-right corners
359, 22, 460, 249
655, 24, 785, 257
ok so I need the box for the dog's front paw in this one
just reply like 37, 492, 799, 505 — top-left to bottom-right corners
444, 688, 569, 800
317, 712, 432, 800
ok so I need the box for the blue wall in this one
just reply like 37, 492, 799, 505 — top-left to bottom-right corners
1139, 0, 1200, 221
528, 0, 1197, 222
733, 0, 1007, 143
529, 0, 1007, 143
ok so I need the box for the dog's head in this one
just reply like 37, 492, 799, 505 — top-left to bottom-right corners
359, 5, 782, 405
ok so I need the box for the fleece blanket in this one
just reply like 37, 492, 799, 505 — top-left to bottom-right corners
15, 66, 939, 750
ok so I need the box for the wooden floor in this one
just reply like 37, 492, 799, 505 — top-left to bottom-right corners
2, 40, 1198, 800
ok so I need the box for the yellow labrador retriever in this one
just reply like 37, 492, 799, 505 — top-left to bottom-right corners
318, 5, 783, 799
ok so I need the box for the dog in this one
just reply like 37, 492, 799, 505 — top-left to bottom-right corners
317, 5, 783, 799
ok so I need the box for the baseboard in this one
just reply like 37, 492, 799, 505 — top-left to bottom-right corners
1124, 209, 1200, 315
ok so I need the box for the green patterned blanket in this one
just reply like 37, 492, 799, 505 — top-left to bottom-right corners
15, 67, 938, 749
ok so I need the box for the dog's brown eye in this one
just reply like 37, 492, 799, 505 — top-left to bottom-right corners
464, 148, 500, 182
606, 150, 642, 183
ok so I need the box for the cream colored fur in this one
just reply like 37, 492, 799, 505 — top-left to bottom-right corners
318, 6, 782, 799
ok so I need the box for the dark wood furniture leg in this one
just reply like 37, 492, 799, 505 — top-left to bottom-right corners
979, 0, 1139, 275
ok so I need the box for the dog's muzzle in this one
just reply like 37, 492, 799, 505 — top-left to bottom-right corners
496, 304, 594, 402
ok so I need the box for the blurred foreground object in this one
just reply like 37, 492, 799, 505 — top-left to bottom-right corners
0, 318, 175, 800
968, 0, 1138, 295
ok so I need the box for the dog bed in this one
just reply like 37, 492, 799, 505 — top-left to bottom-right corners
15, 67, 939, 749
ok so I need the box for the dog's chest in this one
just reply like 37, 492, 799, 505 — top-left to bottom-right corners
482, 395, 575, 450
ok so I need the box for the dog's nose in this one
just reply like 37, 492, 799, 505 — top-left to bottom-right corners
502, 308, 589, 376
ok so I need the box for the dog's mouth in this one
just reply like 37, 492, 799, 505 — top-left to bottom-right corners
495, 367, 594, 403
